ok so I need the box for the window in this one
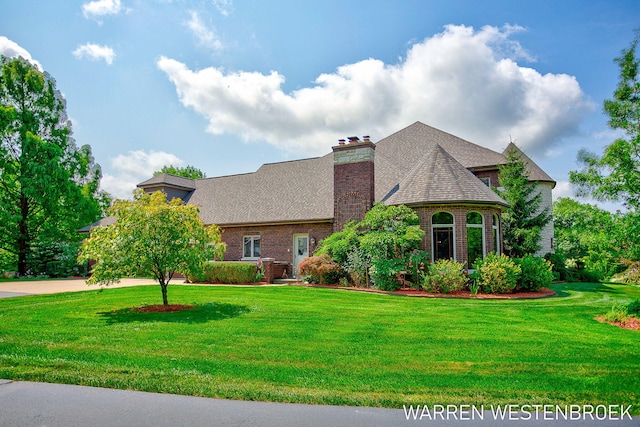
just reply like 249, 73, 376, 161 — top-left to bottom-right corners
492, 214, 501, 255
243, 236, 261, 259
466, 212, 485, 268
479, 177, 491, 187
432, 212, 455, 261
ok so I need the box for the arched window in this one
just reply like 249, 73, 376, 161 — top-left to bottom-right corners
432, 212, 455, 261
466, 212, 485, 268
492, 214, 501, 255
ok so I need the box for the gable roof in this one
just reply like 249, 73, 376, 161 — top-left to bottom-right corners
503, 142, 555, 185
185, 156, 334, 225
383, 144, 508, 207
131, 122, 553, 226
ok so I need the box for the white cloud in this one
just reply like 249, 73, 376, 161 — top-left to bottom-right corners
212, 0, 233, 17
552, 181, 573, 201
186, 10, 224, 51
0, 36, 42, 70
101, 150, 184, 199
82, 0, 124, 21
158, 24, 593, 157
72, 43, 116, 65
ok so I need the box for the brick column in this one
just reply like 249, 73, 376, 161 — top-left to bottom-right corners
262, 258, 275, 284
333, 137, 376, 232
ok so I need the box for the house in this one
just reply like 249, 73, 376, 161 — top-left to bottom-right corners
134, 121, 555, 277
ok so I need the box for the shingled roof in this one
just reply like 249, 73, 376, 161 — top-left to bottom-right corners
382, 144, 508, 207
130, 121, 553, 226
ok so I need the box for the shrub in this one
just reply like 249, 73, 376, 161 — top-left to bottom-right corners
611, 261, 640, 285
345, 249, 370, 287
422, 259, 468, 293
298, 254, 342, 284
405, 250, 430, 289
191, 262, 259, 284
472, 253, 521, 294
515, 255, 554, 291
28, 240, 86, 277
369, 258, 405, 291
604, 302, 629, 323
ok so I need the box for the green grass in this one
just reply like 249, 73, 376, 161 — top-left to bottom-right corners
0, 282, 638, 409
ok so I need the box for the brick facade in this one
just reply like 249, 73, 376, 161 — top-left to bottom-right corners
332, 141, 376, 232
221, 222, 334, 275
413, 205, 504, 267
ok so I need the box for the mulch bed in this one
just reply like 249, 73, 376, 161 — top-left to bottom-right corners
596, 316, 640, 331
305, 284, 556, 299
133, 304, 195, 313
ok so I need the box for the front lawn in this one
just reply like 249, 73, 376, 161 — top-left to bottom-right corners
0, 282, 638, 409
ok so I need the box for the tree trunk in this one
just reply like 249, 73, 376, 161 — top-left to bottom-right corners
160, 281, 169, 306
17, 195, 29, 276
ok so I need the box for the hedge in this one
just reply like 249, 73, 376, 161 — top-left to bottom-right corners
190, 262, 259, 284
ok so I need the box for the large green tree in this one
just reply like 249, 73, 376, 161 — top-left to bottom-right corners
495, 148, 551, 257
153, 164, 206, 179
570, 36, 640, 212
78, 190, 225, 305
553, 197, 623, 280
0, 56, 109, 276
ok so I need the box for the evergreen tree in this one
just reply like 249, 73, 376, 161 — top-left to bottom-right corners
496, 147, 551, 257
0, 56, 109, 275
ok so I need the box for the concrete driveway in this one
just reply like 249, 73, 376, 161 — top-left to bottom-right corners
0, 277, 155, 298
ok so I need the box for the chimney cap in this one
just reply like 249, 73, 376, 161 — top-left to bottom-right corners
347, 136, 360, 143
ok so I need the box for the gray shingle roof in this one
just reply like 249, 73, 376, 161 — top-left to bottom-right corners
137, 174, 196, 190
132, 122, 552, 225
186, 156, 334, 225
383, 144, 508, 207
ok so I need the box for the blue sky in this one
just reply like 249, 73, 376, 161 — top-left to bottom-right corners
1, 0, 638, 207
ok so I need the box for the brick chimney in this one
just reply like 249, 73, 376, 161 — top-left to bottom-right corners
333, 136, 376, 232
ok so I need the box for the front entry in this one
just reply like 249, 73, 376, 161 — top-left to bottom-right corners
293, 234, 309, 278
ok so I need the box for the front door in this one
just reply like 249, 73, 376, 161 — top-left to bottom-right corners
293, 234, 309, 278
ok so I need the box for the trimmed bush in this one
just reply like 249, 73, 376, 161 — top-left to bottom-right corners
191, 262, 259, 284
472, 253, 521, 294
515, 255, 554, 291
422, 259, 468, 294
298, 254, 342, 284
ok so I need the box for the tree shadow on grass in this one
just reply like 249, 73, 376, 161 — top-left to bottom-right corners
551, 282, 631, 298
98, 302, 251, 325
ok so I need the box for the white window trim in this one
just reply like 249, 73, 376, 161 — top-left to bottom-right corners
431, 212, 456, 262
466, 212, 486, 268
242, 235, 261, 260
492, 214, 501, 255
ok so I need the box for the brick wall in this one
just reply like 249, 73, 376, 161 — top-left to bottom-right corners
333, 141, 375, 232
413, 205, 504, 267
221, 221, 334, 268
472, 169, 500, 187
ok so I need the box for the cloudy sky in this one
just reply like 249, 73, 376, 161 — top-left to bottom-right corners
1, 1, 638, 207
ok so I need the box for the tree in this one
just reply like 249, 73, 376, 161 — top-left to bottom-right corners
495, 147, 551, 257
553, 197, 623, 280
570, 36, 640, 211
0, 56, 109, 276
153, 165, 206, 179
78, 190, 225, 305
